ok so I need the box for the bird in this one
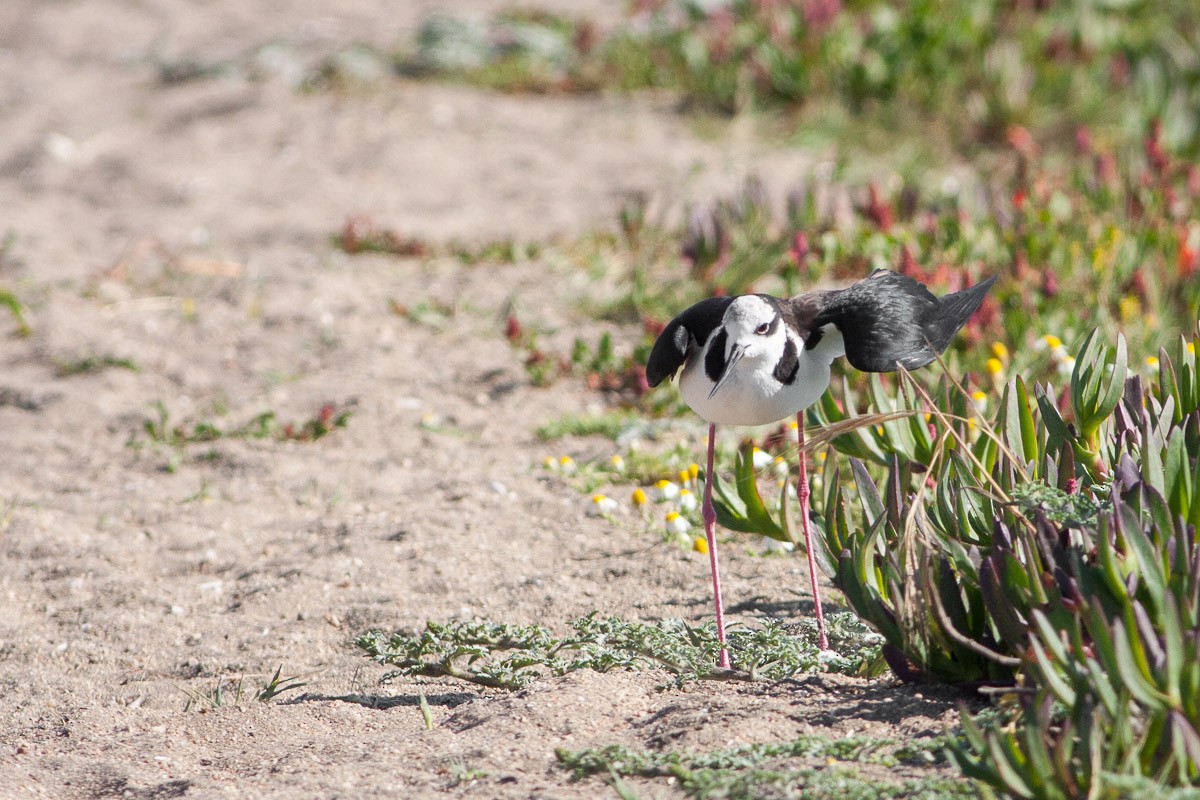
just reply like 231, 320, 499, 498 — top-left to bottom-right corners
646, 268, 996, 667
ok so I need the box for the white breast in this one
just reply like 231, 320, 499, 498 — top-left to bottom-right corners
678, 328, 844, 426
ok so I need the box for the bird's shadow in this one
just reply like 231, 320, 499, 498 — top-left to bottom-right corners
726, 593, 845, 618
285, 691, 476, 710
776, 674, 985, 727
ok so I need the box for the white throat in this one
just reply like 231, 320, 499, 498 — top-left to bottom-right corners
679, 327, 845, 426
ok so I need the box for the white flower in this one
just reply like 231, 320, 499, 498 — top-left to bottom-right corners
773, 456, 789, 478
677, 488, 698, 511
587, 494, 618, 516
609, 454, 626, 473
665, 511, 690, 535
653, 480, 680, 501
1033, 334, 1063, 352
1057, 356, 1076, 376
558, 456, 577, 475
751, 447, 772, 469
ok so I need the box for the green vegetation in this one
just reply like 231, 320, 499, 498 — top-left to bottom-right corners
181, 665, 307, 710
55, 354, 139, 377
407, 2, 1200, 157
356, 611, 882, 690
133, 400, 353, 472
558, 738, 971, 800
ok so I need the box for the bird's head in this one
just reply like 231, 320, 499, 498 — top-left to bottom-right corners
707, 295, 787, 399
723, 295, 785, 359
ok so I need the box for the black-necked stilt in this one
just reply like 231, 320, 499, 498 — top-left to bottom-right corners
646, 268, 996, 666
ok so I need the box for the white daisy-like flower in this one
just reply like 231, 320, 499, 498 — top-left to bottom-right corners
971, 390, 988, 411
677, 488, 698, 511
773, 456, 789, 478
1057, 356, 1076, 376
751, 447, 772, 469
665, 511, 689, 535
609, 454, 626, 473
587, 494, 619, 516
1034, 334, 1069, 362
1034, 334, 1063, 351
653, 479, 680, 501
558, 456, 577, 475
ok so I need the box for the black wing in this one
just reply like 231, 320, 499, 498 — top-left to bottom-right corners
811, 270, 996, 373
645, 297, 733, 387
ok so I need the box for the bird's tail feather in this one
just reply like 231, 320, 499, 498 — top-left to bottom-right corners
922, 276, 997, 352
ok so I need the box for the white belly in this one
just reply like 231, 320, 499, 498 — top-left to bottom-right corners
679, 353, 832, 426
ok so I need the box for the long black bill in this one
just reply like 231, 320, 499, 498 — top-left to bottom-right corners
708, 345, 745, 399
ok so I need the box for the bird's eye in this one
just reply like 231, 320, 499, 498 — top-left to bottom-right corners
755, 322, 770, 335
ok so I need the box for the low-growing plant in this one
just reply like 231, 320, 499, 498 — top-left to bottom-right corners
181, 665, 306, 710
54, 354, 139, 377
133, 400, 352, 471
356, 611, 881, 690
0, 288, 29, 337
558, 738, 972, 800
400, 2, 1200, 160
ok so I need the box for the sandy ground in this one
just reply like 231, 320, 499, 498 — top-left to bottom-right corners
0, 2, 963, 797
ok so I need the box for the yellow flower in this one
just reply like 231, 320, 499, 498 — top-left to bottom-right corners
1118, 296, 1141, 323
692, 536, 708, 555
688, 463, 700, 481
632, 488, 647, 508
665, 511, 689, 535
609, 454, 626, 473
1145, 356, 1160, 369
971, 390, 988, 411
1188, 342, 1196, 355
558, 456, 576, 475
986, 358, 1004, 376
678, 468, 691, 485
990, 342, 1009, 362
654, 480, 680, 501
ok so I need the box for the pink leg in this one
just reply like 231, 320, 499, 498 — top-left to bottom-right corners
796, 412, 829, 651
702, 423, 731, 669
